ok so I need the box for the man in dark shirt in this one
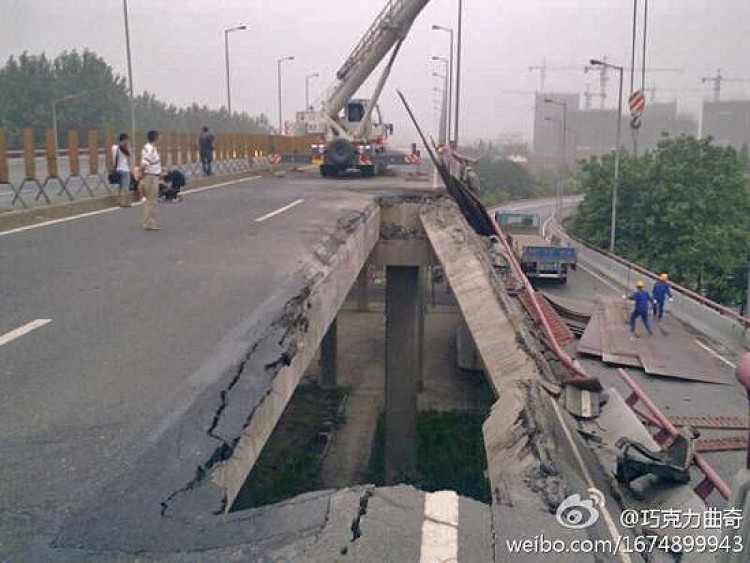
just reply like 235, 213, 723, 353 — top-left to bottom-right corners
198, 126, 215, 176
651, 273, 674, 320
627, 280, 653, 336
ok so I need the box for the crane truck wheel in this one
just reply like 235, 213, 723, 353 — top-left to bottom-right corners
326, 138, 356, 168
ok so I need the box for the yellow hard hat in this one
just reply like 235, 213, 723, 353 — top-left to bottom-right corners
660, 273, 668, 281
636, 280, 644, 288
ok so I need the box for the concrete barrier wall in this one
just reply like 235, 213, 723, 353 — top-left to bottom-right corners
548, 219, 750, 354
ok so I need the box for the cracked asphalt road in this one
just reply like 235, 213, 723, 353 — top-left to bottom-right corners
0, 171, 396, 559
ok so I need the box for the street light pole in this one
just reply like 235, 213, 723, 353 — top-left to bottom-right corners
224, 24, 248, 118
544, 97, 567, 216
305, 72, 319, 109
589, 58, 624, 253
122, 0, 136, 146
431, 25, 454, 141
454, 0, 463, 144
277, 56, 295, 134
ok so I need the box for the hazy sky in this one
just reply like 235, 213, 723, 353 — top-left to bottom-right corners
2, 0, 750, 145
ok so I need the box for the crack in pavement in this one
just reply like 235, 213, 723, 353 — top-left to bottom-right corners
159, 286, 314, 518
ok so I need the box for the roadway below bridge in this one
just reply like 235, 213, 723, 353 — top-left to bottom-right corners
497, 197, 746, 502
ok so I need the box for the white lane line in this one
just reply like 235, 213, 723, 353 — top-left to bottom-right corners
549, 399, 633, 563
254, 198, 304, 223
695, 340, 735, 368
579, 263, 623, 293
0, 175, 262, 237
420, 490, 459, 563
0, 319, 52, 347
183, 175, 261, 196
0, 207, 120, 237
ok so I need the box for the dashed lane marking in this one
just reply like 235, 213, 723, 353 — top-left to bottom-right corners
420, 490, 459, 563
0, 319, 53, 347
254, 198, 305, 223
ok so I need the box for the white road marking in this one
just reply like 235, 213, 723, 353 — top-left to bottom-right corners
254, 198, 304, 222
0, 319, 52, 347
0, 207, 120, 237
420, 490, 459, 563
549, 399, 633, 563
182, 175, 261, 196
0, 175, 262, 237
695, 340, 735, 368
578, 263, 623, 293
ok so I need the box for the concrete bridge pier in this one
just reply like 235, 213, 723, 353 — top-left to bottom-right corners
319, 319, 338, 389
384, 265, 422, 484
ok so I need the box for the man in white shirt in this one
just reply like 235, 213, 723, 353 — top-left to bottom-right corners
140, 130, 162, 230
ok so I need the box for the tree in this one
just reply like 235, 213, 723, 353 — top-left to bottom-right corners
572, 135, 750, 306
0, 49, 273, 148
474, 156, 539, 206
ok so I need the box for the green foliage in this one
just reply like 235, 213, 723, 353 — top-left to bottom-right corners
0, 49, 272, 148
572, 135, 750, 306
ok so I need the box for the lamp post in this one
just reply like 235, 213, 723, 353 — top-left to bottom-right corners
544, 97, 567, 216
305, 72, 319, 109
431, 25, 454, 141
454, 0, 463, 144
52, 91, 89, 156
224, 24, 248, 117
277, 55, 295, 134
122, 0, 136, 147
587, 58, 624, 253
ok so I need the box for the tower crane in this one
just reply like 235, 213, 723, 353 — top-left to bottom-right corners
584, 57, 683, 109
292, 0, 430, 177
701, 69, 750, 102
527, 60, 581, 92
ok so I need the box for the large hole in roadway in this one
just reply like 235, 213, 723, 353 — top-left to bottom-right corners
232, 265, 494, 512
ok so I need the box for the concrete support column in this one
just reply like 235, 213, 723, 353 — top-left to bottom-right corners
385, 266, 420, 484
319, 318, 337, 389
356, 266, 370, 312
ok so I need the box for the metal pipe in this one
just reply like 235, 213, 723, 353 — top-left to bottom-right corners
630, 0, 637, 94
617, 368, 731, 499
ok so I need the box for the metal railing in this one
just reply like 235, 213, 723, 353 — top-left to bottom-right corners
0, 127, 315, 211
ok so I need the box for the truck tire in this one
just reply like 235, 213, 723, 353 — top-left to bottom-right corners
320, 165, 336, 177
326, 139, 355, 168
359, 165, 375, 177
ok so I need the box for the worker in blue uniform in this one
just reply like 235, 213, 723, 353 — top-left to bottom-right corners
626, 280, 653, 336
651, 273, 674, 320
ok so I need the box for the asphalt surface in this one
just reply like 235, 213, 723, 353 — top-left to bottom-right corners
0, 170, 395, 559
500, 198, 746, 505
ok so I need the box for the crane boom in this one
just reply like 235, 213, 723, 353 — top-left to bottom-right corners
322, 0, 430, 120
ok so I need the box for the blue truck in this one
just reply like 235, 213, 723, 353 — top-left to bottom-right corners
495, 212, 577, 283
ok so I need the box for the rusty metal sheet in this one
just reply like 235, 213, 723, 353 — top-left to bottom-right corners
695, 436, 748, 452
636, 315, 727, 384
577, 309, 603, 357
669, 415, 749, 430
600, 298, 641, 367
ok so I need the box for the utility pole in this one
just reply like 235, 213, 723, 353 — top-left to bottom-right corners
123, 0, 136, 146
454, 0, 463, 145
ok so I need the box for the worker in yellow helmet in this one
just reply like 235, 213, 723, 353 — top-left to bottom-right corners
651, 273, 674, 320
625, 280, 653, 336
